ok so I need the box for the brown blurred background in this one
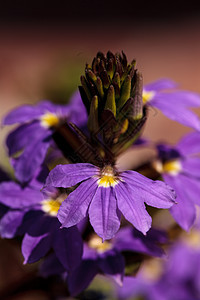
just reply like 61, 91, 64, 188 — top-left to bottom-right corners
0, 1, 200, 298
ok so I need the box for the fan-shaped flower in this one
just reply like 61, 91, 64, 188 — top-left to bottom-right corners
0, 168, 83, 271
45, 163, 176, 240
3, 91, 87, 182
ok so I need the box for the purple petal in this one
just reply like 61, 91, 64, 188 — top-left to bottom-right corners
151, 95, 200, 130
21, 215, 56, 263
26, 214, 58, 236
163, 243, 200, 298
115, 182, 152, 235
17, 210, 44, 235
66, 90, 87, 126
6, 121, 42, 156
181, 158, 200, 178
28, 165, 49, 190
3, 100, 69, 126
156, 144, 180, 162
37, 100, 64, 113
35, 99, 85, 122
37, 100, 80, 119
58, 178, 97, 227
151, 91, 200, 107
53, 227, 83, 271
176, 131, 200, 156
77, 217, 89, 233
175, 174, 200, 206
89, 187, 121, 240
144, 79, 177, 92
82, 244, 98, 260
166, 243, 197, 279
146, 227, 168, 243
195, 259, 200, 293
117, 276, 151, 300
122, 170, 159, 185
133, 137, 149, 146
98, 249, 125, 279
114, 227, 166, 257
22, 232, 52, 264
67, 260, 98, 297
45, 163, 98, 188
121, 171, 176, 209
3, 104, 43, 125
0, 182, 43, 208
0, 210, 26, 238
37, 98, 87, 128
163, 174, 196, 230
161, 91, 200, 107
39, 253, 65, 278
3, 97, 86, 130
14, 131, 51, 182
143, 180, 176, 208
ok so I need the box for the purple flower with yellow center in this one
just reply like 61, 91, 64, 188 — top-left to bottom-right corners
153, 131, 200, 231
45, 163, 176, 240
143, 79, 200, 130
0, 173, 83, 270
3, 91, 87, 183
42, 226, 166, 297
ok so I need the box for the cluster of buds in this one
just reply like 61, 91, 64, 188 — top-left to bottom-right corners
80, 51, 146, 157
53, 51, 147, 167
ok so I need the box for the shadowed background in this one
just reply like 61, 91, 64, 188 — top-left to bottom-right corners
0, 1, 200, 298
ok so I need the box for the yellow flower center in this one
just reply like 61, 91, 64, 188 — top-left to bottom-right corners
97, 165, 119, 188
88, 235, 112, 253
142, 90, 155, 104
141, 258, 163, 282
153, 159, 182, 176
41, 195, 65, 216
40, 112, 60, 128
182, 229, 200, 250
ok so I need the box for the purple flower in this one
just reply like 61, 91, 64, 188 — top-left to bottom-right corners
3, 91, 87, 183
66, 226, 167, 296
154, 131, 200, 230
117, 237, 200, 300
153, 240, 200, 300
117, 276, 157, 300
0, 169, 83, 271
45, 163, 176, 240
143, 79, 200, 130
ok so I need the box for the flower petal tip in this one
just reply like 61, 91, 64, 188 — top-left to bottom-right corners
142, 230, 147, 236
113, 274, 124, 287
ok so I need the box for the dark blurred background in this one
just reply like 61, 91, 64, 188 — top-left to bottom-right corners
0, 0, 200, 23
0, 1, 200, 298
